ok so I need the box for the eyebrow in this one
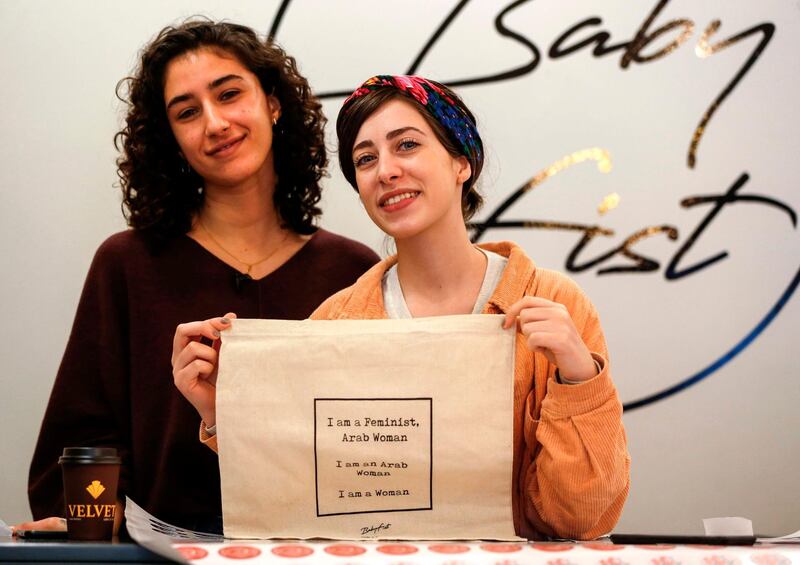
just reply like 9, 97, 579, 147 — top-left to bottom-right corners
166, 74, 244, 110
352, 126, 426, 153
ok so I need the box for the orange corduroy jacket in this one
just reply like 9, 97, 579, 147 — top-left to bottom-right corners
203, 240, 630, 540
311, 241, 629, 540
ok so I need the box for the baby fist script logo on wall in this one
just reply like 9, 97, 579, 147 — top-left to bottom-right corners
302, 0, 799, 411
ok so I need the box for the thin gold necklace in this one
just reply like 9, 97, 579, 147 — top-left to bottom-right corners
198, 218, 289, 275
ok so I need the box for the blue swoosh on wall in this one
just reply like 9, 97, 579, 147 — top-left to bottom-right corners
624, 264, 800, 411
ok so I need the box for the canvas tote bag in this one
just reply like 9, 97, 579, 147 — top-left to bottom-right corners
216, 315, 519, 540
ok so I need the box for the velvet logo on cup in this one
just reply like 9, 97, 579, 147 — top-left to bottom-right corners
60, 447, 121, 540
86, 480, 106, 499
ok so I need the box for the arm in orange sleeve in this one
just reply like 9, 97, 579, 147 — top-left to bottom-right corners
199, 423, 218, 453
521, 288, 630, 539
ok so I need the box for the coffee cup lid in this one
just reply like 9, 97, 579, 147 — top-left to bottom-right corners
59, 447, 121, 465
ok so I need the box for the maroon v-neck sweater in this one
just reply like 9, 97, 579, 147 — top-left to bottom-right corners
28, 229, 378, 531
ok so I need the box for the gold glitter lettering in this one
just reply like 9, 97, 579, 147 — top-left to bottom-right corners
469, 148, 612, 243
621, 0, 694, 67
598, 193, 621, 216
688, 21, 775, 168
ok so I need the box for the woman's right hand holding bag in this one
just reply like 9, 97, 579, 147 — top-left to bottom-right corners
171, 313, 237, 427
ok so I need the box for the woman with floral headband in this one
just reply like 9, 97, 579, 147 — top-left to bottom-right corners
175, 75, 630, 540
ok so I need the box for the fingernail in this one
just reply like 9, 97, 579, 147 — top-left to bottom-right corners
220, 318, 230, 324
212, 330, 220, 337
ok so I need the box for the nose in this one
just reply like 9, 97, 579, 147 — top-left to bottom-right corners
204, 104, 230, 136
376, 153, 401, 185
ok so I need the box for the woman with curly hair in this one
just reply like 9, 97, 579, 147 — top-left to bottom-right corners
24, 19, 377, 534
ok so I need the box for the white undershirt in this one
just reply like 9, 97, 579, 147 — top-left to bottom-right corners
381, 249, 594, 385
382, 248, 508, 319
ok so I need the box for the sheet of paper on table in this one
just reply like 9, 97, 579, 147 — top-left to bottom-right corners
703, 515, 800, 544
0, 518, 12, 538
125, 496, 221, 564
759, 528, 800, 544
703, 516, 754, 536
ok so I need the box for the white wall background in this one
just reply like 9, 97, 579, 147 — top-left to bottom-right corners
1, 0, 798, 536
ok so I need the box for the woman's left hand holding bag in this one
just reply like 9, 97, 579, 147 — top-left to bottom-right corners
503, 297, 598, 383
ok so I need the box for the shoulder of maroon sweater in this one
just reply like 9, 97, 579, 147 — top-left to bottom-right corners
89, 230, 152, 270
93, 229, 194, 260
94, 228, 142, 252
94, 228, 379, 264
304, 228, 379, 266
88, 230, 212, 277
74, 231, 145, 293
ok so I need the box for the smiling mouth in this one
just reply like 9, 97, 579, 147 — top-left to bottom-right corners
380, 191, 420, 207
208, 136, 245, 156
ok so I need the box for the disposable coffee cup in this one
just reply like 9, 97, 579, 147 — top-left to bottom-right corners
59, 447, 121, 541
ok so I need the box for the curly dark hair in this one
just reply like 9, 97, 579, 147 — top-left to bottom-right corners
115, 18, 326, 243
336, 84, 484, 221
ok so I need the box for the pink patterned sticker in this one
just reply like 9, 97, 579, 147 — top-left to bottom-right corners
175, 546, 208, 560
479, 543, 524, 553
376, 544, 419, 555
428, 544, 471, 554
751, 554, 792, 565
269, 545, 313, 558
324, 544, 367, 557
218, 545, 262, 559
532, 543, 575, 552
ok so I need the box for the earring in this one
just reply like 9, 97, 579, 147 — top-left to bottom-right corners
272, 116, 278, 126
180, 160, 192, 176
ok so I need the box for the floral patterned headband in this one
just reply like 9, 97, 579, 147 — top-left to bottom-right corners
342, 75, 483, 162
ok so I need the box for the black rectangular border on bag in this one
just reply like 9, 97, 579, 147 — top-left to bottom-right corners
314, 397, 433, 517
